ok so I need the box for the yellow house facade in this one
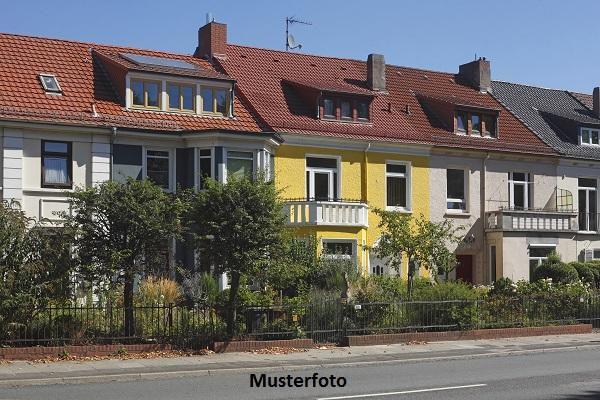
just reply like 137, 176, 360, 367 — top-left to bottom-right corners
274, 134, 430, 276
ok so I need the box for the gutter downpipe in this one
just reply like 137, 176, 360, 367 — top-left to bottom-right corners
482, 152, 490, 284
363, 142, 371, 276
110, 126, 118, 181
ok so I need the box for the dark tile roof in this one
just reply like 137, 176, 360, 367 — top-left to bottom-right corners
491, 81, 600, 160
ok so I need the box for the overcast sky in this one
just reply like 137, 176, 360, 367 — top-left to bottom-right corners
2, 0, 597, 93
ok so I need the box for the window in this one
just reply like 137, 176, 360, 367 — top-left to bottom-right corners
456, 111, 467, 133
446, 169, 467, 211
471, 114, 481, 134
509, 172, 532, 210
372, 264, 384, 276
306, 156, 338, 201
41, 140, 72, 188
482, 114, 497, 137
226, 151, 254, 179
322, 240, 356, 263
386, 162, 410, 210
131, 79, 160, 109
201, 87, 229, 116
357, 101, 369, 120
580, 128, 600, 146
167, 83, 195, 111
321, 97, 370, 122
39, 74, 61, 93
528, 246, 555, 281
455, 110, 496, 137
146, 150, 171, 190
341, 100, 352, 119
578, 178, 597, 232
198, 149, 212, 189
323, 98, 335, 118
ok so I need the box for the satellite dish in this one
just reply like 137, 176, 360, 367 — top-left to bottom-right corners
287, 34, 301, 49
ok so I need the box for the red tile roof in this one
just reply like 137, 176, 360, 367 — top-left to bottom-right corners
0, 33, 263, 133
217, 45, 557, 155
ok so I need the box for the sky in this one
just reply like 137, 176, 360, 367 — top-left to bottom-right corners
1, 0, 597, 93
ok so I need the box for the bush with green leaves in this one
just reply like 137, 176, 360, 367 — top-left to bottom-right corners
532, 252, 579, 284
569, 262, 596, 286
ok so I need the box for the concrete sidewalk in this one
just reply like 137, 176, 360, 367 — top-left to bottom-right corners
1, 333, 600, 387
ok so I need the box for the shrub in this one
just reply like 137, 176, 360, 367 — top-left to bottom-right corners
136, 277, 182, 306
532, 253, 579, 284
489, 277, 517, 297
414, 281, 483, 301
569, 262, 595, 286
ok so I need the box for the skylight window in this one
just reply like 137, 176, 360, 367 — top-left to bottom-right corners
121, 53, 198, 70
39, 74, 61, 93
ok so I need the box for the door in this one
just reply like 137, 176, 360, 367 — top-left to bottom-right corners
307, 169, 336, 201
456, 255, 473, 283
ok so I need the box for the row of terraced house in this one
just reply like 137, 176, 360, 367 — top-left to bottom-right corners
3, 20, 600, 284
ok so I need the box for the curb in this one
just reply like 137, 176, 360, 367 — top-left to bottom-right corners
1, 343, 600, 387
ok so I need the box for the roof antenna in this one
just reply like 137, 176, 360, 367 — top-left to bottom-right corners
206, 12, 214, 24
286, 16, 312, 51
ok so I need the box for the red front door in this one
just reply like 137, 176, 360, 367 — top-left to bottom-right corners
456, 255, 473, 283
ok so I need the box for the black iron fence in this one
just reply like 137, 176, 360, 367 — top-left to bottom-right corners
2, 295, 599, 348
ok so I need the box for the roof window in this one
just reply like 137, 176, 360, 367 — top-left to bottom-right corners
39, 74, 61, 93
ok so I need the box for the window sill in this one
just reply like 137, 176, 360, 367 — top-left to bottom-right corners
445, 210, 471, 217
578, 230, 599, 235
385, 206, 412, 213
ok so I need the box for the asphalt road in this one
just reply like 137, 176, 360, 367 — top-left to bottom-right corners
1, 348, 600, 399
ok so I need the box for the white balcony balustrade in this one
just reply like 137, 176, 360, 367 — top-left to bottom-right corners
486, 209, 577, 232
284, 199, 368, 228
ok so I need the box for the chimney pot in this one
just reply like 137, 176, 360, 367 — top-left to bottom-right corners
458, 58, 491, 93
367, 54, 386, 91
593, 87, 600, 118
194, 21, 227, 61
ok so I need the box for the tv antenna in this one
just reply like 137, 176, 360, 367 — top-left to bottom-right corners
286, 16, 312, 51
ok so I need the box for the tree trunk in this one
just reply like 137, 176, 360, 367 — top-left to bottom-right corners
407, 259, 415, 300
123, 273, 135, 337
226, 271, 240, 337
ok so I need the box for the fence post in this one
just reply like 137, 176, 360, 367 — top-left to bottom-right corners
168, 303, 174, 339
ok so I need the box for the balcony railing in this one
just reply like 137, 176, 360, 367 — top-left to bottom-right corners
486, 208, 578, 232
284, 199, 368, 228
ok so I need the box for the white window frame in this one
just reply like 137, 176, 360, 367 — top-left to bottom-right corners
224, 149, 256, 182
321, 238, 358, 265
39, 73, 62, 94
385, 160, 411, 212
196, 147, 214, 189
143, 147, 174, 192
579, 127, 600, 146
509, 172, 532, 210
578, 177, 598, 233
305, 154, 341, 202
528, 244, 557, 280
446, 167, 469, 213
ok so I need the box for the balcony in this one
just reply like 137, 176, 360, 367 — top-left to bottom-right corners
284, 199, 368, 228
486, 208, 578, 232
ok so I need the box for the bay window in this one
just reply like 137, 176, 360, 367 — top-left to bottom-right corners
145, 150, 171, 190
198, 149, 212, 189
42, 140, 72, 188
226, 151, 254, 179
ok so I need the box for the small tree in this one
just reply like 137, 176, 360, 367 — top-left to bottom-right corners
372, 210, 463, 299
188, 175, 286, 336
63, 179, 185, 335
0, 201, 73, 329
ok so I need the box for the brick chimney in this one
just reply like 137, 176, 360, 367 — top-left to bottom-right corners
593, 87, 600, 118
367, 54, 386, 91
194, 21, 227, 60
458, 57, 491, 93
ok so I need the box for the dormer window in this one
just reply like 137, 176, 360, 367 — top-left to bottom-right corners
168, 83, 195, 112
39, 74, 61, 94
454, 110, 497, 138
320, 96, 370, 122
131, 79, 160, 109
201, 87, 229, 116
580, 128, 600, 146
